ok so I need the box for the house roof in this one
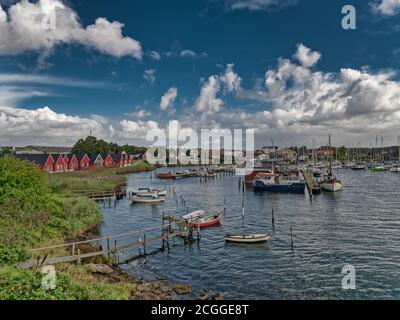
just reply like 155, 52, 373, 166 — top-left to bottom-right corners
89, 154, 103, 162
111, 153, 122, 161
75, 153, 89, 162
14, 154, 53, 165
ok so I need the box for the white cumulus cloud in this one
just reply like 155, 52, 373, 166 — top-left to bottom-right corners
0, 0, 142, 59
372, 0, 400, 15
160, 87, 178, 111
294, 43, 321, 68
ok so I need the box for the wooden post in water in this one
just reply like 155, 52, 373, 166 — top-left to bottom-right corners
290, 227, 294, 249
114, 240, 117, 262
162, 212, 165, 249
107, 238, 110, 259
241, 197, 245, 219
223, 197, 226, 213
272, 208, 275, 227
143, 234, 146, 256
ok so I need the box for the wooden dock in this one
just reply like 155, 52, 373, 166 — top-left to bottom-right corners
19, 217, 195, 270
301, 170, 318, 196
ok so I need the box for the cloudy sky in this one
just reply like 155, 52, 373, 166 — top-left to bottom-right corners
1, 0, 400, 147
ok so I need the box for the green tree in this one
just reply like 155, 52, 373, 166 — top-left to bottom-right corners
0, 156, 50, 211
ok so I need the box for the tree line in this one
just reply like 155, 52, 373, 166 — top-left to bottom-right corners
71, 136, 146, 155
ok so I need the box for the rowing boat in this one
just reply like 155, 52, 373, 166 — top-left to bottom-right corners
184, 210, 224, 228
132, 194, 165, 204
224, 234, 270, 243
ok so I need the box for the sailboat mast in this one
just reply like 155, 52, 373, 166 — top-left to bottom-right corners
329, 133, 332, 175
398, 134, 400, 163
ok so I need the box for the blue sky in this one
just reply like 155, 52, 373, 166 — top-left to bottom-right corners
1, 0, 400, 147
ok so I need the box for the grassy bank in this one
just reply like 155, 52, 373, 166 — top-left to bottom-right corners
0, 156, 145, 300
47, 161, 155, 194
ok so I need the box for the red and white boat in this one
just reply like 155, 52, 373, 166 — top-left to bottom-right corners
183, 210, 224, 228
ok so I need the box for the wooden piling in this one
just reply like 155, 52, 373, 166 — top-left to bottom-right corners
77, 249, 81, 265
272, 208, 275, 226
290, 227, 294, 249
143, 234, 146, 256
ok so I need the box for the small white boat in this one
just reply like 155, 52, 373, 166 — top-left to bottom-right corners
225, 234, 270, 243
320, 175, 342, 192
132, 193, 165, 204
129, 187, 166, 197
390, 166, 400, 173
182, 210, 205, 220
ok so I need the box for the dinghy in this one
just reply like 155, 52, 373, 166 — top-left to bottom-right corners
184, 210, 223, 228
182, 210, 205, 220
224, 234, 270, 243
132, 193, 165, 204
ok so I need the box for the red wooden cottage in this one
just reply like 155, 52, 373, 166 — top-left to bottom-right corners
111, 153, 126, 167
76, 153, 91, 170
102, 153, 114, 167
14, 154, 55, 173
89, 154, 104, 168
66, 154, 79, 171
52, 154, 67, 172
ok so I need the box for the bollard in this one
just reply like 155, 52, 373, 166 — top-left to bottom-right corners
290, 227, 294, 249
272, 208, 275, 226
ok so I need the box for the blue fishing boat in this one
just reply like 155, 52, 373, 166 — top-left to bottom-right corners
254, 173, 306, 193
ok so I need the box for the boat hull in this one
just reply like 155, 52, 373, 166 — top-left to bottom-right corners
190, 211, 223, 228
225, 234, 270, 243
321, 182, 342, 192
254, 181, 305, 193
132, 197, 165, 204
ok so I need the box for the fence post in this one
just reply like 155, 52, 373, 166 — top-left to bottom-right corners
107, 238, 110, 258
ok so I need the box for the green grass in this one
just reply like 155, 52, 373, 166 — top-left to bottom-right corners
115, 161, 155, 175
47, 161, 155, 194
0, 265, 135, 300
0, 157, 156, 300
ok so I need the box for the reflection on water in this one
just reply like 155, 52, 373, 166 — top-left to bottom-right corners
100, 169, 400, 299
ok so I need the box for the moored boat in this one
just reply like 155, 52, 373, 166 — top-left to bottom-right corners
351, 164, 366, 170
224, 234, 270, 243
254, 172, 306, 193
371, 165, 385, 172
185, 210, 224, 228
157, 171, 176, 179
389, 166, 400, 173
132, 193, 165, 204
129, 187, 166, 197
320, 175, 342, 192
320, 134, 342, 192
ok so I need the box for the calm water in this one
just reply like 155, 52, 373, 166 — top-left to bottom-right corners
99, 169, 400, 299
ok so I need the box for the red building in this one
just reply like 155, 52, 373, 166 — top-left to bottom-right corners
76, 153, 91, 170
14, 154, 55, 173
67, 154, 79, 171
52, 154, 67, 172
102, 154, 114, 167
89, 154, 104, 167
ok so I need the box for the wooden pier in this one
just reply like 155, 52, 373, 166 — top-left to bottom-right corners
301, 170, 319, 196
19, 216, 196, 270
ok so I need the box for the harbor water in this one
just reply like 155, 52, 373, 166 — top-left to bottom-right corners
100, 169, 400, 299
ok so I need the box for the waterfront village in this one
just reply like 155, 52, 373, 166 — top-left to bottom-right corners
1, 134, 400, 300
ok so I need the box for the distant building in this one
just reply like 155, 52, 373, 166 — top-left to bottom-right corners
16, 146, 72, 155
